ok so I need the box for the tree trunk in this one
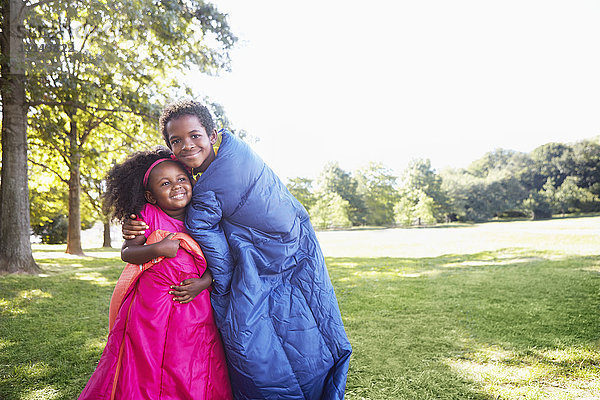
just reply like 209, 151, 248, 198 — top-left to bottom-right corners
0, 0, 40, 274
102, 219, 112, 248
65, 117, 84, 255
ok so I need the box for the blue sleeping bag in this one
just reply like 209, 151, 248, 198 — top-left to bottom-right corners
185, 130, 352, 399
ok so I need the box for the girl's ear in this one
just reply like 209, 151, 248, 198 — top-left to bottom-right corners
145, 190, 157, 204
209, 129, 218, 145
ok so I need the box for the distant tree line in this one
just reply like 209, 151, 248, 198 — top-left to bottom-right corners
287, 138, 600, 229
27, 136, 600, 243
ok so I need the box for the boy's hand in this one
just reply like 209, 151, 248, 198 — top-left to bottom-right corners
156, 233, 180, 258
122, 214, 149, 240
169, 278, 211, 304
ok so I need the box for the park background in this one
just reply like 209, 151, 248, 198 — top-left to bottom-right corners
0, 0, 599, 399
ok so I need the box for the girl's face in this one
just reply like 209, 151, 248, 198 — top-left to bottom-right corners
166, 114, 218, 172
145, 161, 192, 221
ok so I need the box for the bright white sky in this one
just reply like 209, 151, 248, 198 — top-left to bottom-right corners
189, 0, 600, 181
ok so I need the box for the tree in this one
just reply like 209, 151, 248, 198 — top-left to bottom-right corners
80, 161, 112, 248
29, 116, 147, 248
522, 191, 552, 220
0, 0, 40, 273
413, 191, 437, 225
441, 163, 529, 222
467, 148, 523, 178
571, 139, 600, 198
78, 145, 120, 248
316, 162, 365, 225
26, 1, 236, 255
286, 177, 316, 212
309, 192, 351, 229
355, 162, 398, 226
550, 176, 599, 214
468, 148, 536, 193
529, 142, 575, 190
29, 176, 94, 244
399, 159, 448, 221
394, 189, 436, 226
393, 196, 415, 226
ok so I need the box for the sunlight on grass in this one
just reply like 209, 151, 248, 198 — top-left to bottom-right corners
352, 269, 412, 280
14, 362, 50, 378
582, 260, 600, 274
0, 298, 27, 315
22, 386, 60, 400
446, 343, 600, 400
0, 339, 15, 351
333, 249, 565, 280
18, 289, 53, 300
37, 260, 122, 285
444, 257, 544, 268
85, 337, 108, 352
73, 272, 112, 286
1, 290, 53, 317
36, 262, 68, 274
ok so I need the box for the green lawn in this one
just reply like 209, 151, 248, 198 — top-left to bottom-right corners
1, 216, 599, 399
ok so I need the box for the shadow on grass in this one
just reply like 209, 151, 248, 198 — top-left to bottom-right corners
327, 250, 600, 399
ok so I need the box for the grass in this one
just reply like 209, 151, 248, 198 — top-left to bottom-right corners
2, 216, 600, 399
333, 251, 599, 399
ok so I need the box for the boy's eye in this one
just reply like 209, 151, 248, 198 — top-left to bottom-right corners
191, 134, 201, 139
170, 139, 180, 145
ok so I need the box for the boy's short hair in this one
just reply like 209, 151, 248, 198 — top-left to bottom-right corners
159, 100, 216, 147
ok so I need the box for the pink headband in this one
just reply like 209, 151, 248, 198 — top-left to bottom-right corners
143, 158, 171, 188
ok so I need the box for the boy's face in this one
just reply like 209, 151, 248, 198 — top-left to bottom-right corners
166, 114, 217, 172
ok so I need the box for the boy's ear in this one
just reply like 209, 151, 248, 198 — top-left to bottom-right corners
210, 129, 218, 145
145, 191, 157, 204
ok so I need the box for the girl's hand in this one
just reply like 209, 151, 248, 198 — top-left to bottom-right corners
122, 214, 149, 240
169, 278, 211, 304
156, 233, 180, 258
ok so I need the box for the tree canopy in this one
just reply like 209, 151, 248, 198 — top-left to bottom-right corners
1, 0, 237, 273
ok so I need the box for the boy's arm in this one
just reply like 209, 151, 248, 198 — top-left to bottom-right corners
122, 214, 149, 240
121, 233, 180, 265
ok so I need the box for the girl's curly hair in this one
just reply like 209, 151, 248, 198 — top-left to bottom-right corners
103, 147, 177, 222
159, 99, 215, 147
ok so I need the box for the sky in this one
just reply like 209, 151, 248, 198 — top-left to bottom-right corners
188, 0, 600, 181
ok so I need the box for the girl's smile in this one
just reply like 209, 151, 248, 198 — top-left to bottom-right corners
144, 161, 192, 220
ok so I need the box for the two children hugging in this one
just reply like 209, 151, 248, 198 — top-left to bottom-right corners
79, 149, 232, 399
82, 100, 352, 399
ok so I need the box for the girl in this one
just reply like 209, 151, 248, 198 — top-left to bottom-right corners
124, 101, 352, 399
79, 148, 232, 400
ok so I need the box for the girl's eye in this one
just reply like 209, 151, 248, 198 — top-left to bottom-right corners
170, 139, 180, 145
161, 181, 170, 186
